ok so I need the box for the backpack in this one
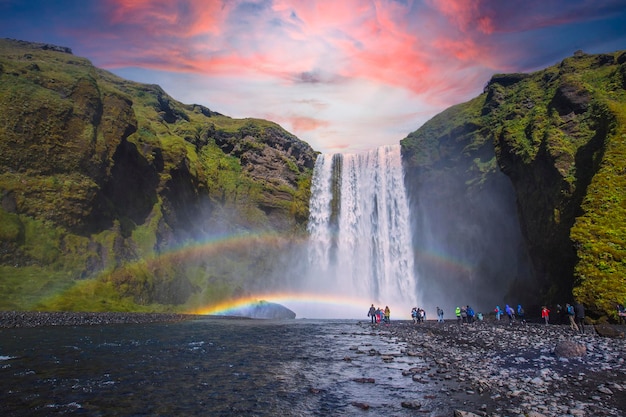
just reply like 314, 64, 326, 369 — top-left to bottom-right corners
567, 305, 574, 315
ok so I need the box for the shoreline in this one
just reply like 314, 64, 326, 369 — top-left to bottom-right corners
0, 311, 198, 328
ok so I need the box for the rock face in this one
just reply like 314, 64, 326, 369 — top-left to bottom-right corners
0, 38, 317, 311
401, 49, 626, 319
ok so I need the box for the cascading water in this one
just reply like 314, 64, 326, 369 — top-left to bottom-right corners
305, 145, 419, 318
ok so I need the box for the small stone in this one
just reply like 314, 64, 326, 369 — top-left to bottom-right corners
352, 377, 375, 383
351, 402, 370, 410
401, 400, 421, 409
454, 410, 482, 417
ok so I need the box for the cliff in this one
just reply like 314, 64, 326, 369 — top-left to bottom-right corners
0, 38, 317, 312
401, 50, 626, 319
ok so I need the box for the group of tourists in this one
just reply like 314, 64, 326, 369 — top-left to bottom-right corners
454, 305, 483, 324
367, 304, 390, 324
366, 300, 595, 331
411, 307, 427, 323
492, 302, 586, 333
553, 302, 587, 333
493, 304, 525, 324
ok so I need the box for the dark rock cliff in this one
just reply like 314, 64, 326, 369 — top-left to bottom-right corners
402, 50, 626, 319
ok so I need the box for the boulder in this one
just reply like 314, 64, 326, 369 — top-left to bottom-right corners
554, 340, 586, 358
594, 324, 625, 338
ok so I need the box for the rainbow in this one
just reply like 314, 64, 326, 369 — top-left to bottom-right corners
190, 291, 414, 320
413, 248, 475, 277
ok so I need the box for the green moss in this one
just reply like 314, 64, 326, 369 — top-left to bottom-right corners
0, 266, 76, 310
0, 209, 23, 241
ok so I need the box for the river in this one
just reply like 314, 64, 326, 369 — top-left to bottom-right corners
0, 317, 460, 416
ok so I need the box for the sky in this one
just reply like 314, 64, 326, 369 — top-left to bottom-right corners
1, 1, 626, 154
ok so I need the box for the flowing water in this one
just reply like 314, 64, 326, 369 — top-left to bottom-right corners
0, 318, 455, 416
305, 145, 420, 316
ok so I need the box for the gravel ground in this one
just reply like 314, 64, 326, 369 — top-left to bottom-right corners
375, 319, 626, 417
0, 311, 195, 328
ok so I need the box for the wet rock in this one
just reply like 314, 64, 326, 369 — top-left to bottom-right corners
352, 378, 375, 383
595, 323, 625, 338
554, 340, 586, 358
351, 401, 370, 410
598, 385, 614, 395
454, 410, 481, 417
400, 400, 421, 409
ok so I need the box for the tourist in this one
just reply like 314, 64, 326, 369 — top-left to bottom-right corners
411, 307, 418, 324
455, 306, 461, 325
420, 308, 426, 322
566, 303, 578, 332
466, 305, 475, 324
541, 306, 550, 325
574, 301, 585, 334
494, 305, 502, 320
436, 306, 444, 323
517, 304, 526, 324
618, 304, 626, 324
555, 304, 564, 324
376, 307, 384, 324
384, 306, 390, 324
461, 306, 468, 324
368, 304, 376, 324
505, 304, 515, 325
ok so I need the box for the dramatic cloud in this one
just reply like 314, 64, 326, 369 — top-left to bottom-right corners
1, 0, 625, 152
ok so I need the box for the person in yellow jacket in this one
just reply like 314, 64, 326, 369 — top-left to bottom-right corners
455, 306, 461, 325
384, 306, 390, 323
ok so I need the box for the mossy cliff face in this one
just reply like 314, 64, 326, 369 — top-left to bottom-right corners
0, 39, 316, 312
402, 50, 626, 319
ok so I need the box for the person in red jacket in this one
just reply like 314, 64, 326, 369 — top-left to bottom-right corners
541, 306, 550, 325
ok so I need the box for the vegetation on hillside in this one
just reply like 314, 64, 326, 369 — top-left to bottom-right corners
0, 39, 316, 312
402, 50, 626, 320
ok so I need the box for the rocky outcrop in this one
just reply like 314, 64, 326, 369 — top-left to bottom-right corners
401, 49, 626, 318
0, 38, 316, 311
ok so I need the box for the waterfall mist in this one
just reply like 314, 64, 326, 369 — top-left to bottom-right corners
404, 160, 534, 320
290, 145, 421, 319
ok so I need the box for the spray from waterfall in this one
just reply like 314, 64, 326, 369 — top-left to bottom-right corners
305, 145, 420, 318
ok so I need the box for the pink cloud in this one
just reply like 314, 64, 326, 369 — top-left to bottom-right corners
286, 116, 330, 132
86, 0, 625, 115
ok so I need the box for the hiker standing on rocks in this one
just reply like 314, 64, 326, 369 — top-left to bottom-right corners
436, 306, 444, 323
384, 306, 390, 324
505, 304, 515, 324
494, 305, 502, 320
455, 306, 461, 325
368, 304, 376, 324
466, 305, 475, 324
517, 304, 526, 324
574, 302, 585, 333
566, 303, 578, 331
541, 306, 550, 325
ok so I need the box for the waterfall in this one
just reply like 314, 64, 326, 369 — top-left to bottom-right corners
307, 145, 419, 315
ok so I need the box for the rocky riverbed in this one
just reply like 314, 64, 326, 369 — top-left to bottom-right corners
0, 311, 194, 328
369, 319, 626, 417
